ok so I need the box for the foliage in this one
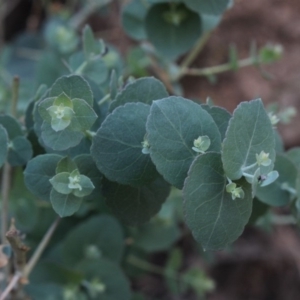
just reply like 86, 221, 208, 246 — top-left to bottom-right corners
0, 0, 296, 299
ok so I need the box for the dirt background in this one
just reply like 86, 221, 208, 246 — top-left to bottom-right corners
4, 0, 300, 299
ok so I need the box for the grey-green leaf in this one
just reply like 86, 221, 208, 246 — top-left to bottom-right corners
109, 77, 168, 112
50, 189, 82, 217
183, 152, 252, 251
24, 154, 63, 201
62, 215, 124, 265
41, 121, 83, 151
0, 115, 23, 139
256, 153, 297, 206
7, 136, 33, 166
91, 103, 158, 186
122, 0, 148, 40
145, 3, 201, 60
50, 75, 93, 106
201, 105, 231, 140
103, 177, 170, 225
76, 258, 131, 300
146, 96, 221, 189
222, 99, 275, 180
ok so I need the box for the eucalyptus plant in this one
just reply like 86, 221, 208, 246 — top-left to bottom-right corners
0, 0, 297, 299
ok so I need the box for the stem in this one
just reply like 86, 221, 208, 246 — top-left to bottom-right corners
11, 76, 19, 117
127, 255, 195, 285
0, 272, 21, 300
98, 94, 111, 106
242, 172, 254, 180
241, 162, 258, 172
179, 31, 212, 76
23, 217, 60, 279
1, 163, 11, 244
181, 57, 259, 77
74, 60, 88, 75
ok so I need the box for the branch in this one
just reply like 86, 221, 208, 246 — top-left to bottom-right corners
22, 217, 61, 279
180, 56, 259, 77
0, 272, 21, 300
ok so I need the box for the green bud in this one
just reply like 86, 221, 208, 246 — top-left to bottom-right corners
226, 182, 245, 200
256, 151, 271, 166
192, 136, 211, 154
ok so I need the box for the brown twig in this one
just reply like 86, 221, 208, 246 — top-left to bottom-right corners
6, 220, 30, 276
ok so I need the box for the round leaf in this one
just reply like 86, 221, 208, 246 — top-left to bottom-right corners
41, 121, 83, 151
109, 77, 168, 112
7, 136, 33, 166
183, 152, 252, 251
256, 153, 297, 206
103, 177, 170, 225
50, 189, 82, 217
24, 154, 63, 201
62, 215, 124, 264
91, 103, 158, 186
146, 96, 221, 189
76, 258, 131, 300
50, 172, 72, 195
70, 98, 98, 131
222, 99, 275, 180
122, 0, 147, 40
0, 114, 23, 139
74, 154, 103, 201
50, 75, 93, 106
201, 104, 231, 140
145, 3, 201, 60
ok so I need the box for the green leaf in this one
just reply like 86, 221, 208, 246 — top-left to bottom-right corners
109, 77, 168, 112
222, 99, 275, 180
183, 0, 230, 15
24, 154, 63, 201
72, 174, 95, 198
50, 189, 82, 217
132, 221, 181, 253
70, 98, 97, 131
201, 14, 221, 32
69, 52, 108, 85
183, 152, 252, 250
56, 156, 77, 173
0, 114, 23, 139
145, 3, 201, 60
50, 172, 72, 195
103, 177, 170, 225
91, 103, 158, 186
7, 136, 33, 166
74, 154, 103, 201
83, 25, 105, 58
256, 153, 297, 206
50, 75, 93, 107
122, 0, 148, 40
25, 283, 64, 300
62, 215, 124, 265
201, 105, 231, 140
0, 125, 8, 167
41, 121, 83, 151
147, 96, 221, 189
76, 258, 132, 300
